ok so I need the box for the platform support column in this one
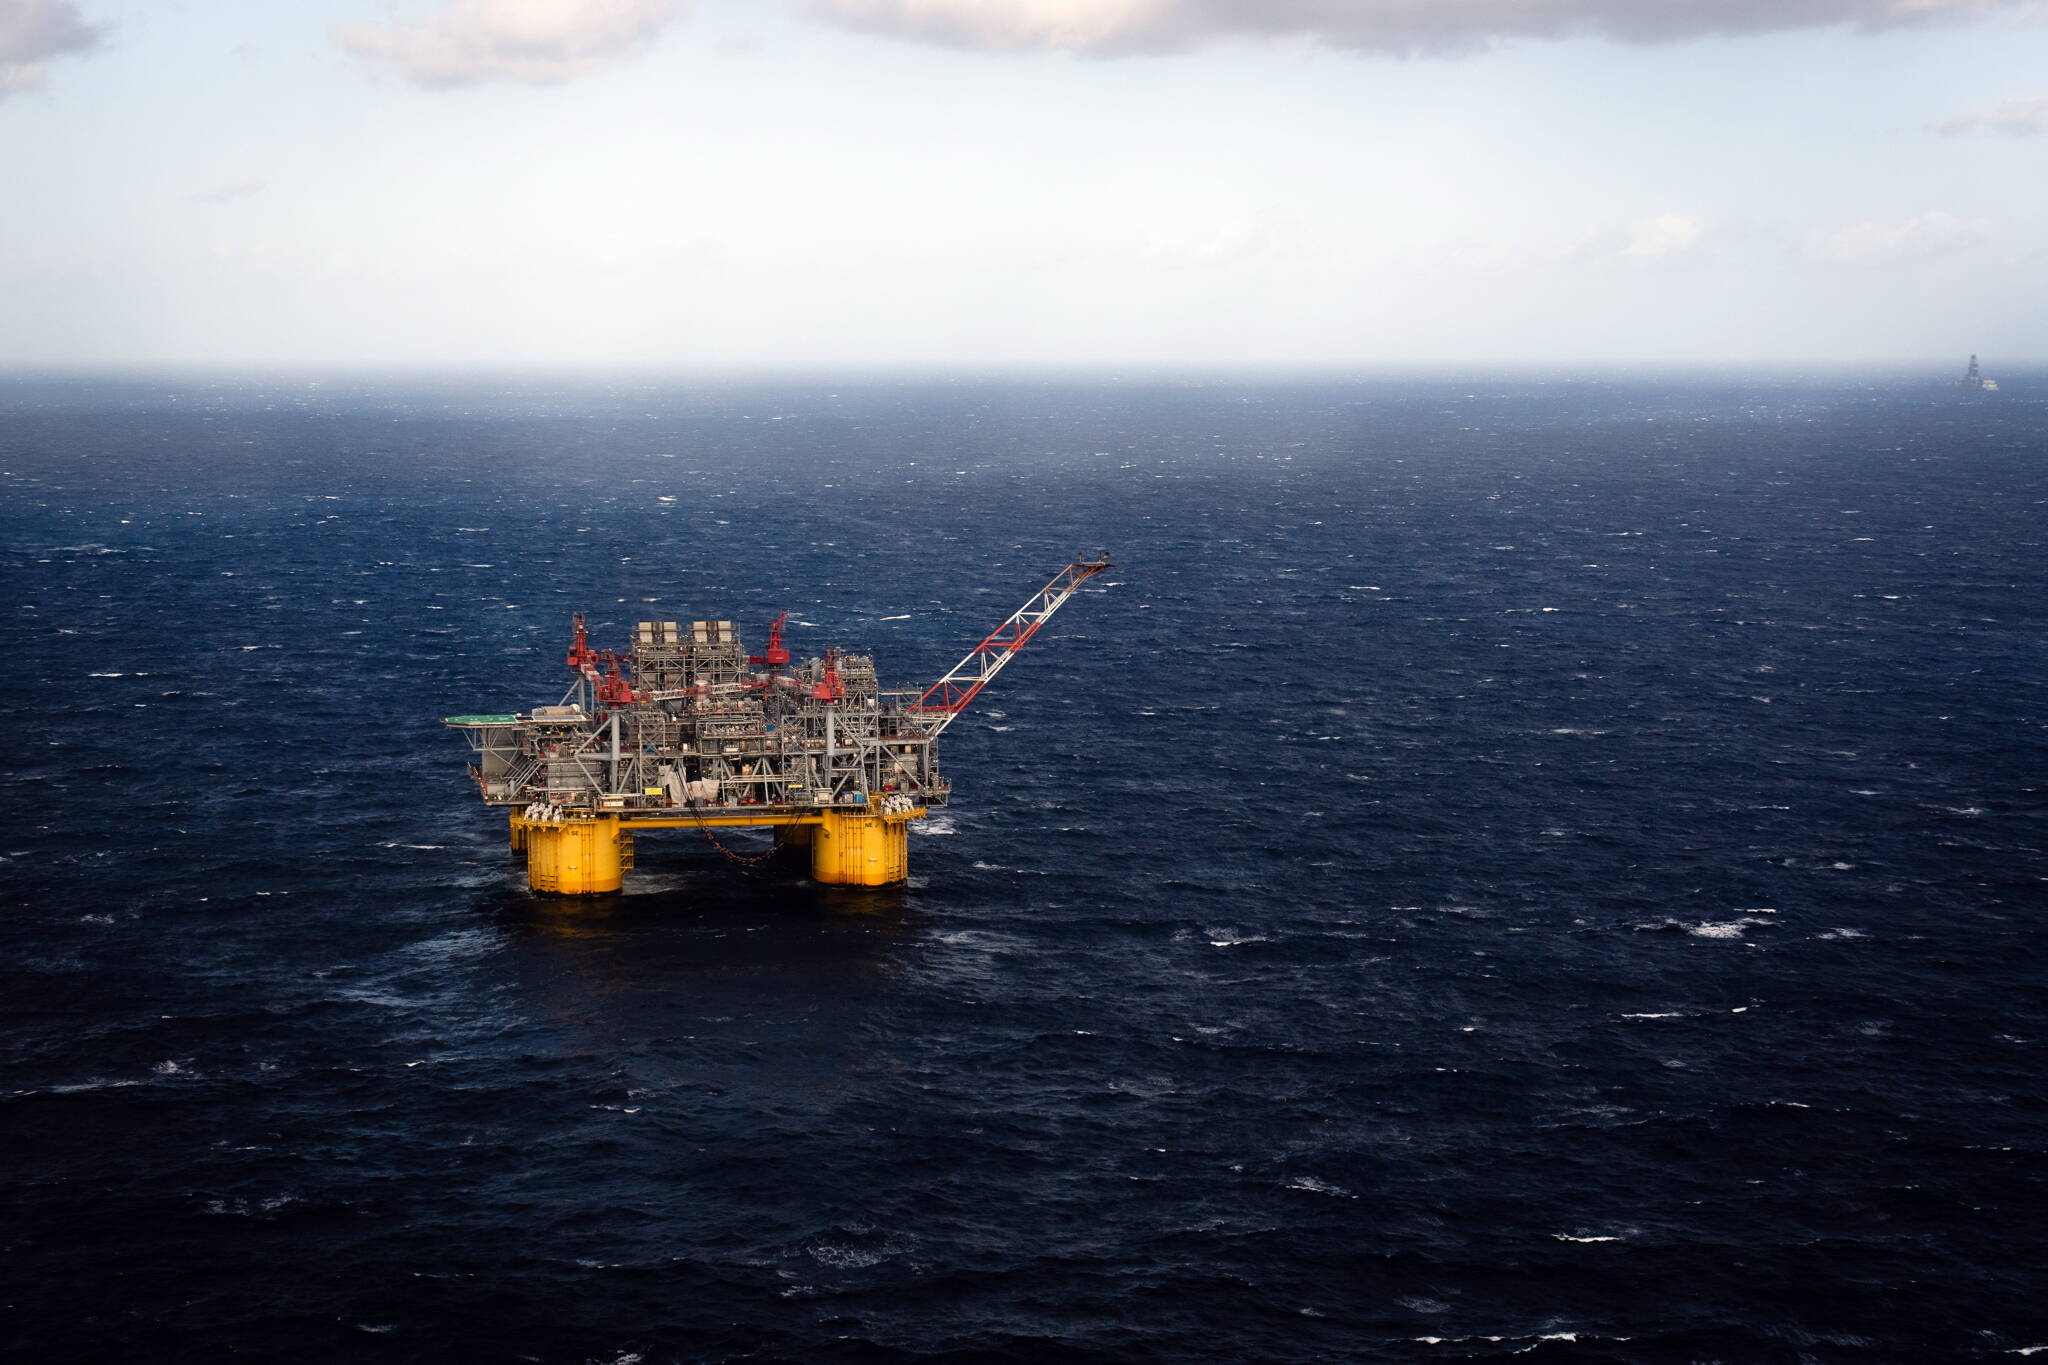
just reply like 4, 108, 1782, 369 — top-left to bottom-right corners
524, 815, 626, 895
810, 811, 909, 886
508, 809, 527, 851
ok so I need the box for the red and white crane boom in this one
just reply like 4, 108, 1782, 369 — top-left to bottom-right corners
909, 556, 1111, 738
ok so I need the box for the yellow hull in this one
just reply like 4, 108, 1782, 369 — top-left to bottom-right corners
807, 811, 910, 887
519, 815, 632, 895
507, 807, 919, 895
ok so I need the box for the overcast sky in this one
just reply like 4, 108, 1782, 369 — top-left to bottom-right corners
2, 0, 2043, 368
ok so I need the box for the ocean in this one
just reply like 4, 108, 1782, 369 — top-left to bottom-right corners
3, 371, 2044, 1361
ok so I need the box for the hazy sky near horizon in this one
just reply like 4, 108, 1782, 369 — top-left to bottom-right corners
3, 0, 2045, 368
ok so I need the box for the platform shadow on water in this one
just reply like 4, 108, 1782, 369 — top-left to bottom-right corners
473, 850, 921, 1096
488, 862, 915, 972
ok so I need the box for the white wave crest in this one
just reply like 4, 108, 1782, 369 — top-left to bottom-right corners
1689, 917, 1774, 939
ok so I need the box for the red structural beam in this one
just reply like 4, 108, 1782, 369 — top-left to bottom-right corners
908, 556, 1110, 736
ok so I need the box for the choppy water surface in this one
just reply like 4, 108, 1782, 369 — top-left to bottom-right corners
3, 372, 2045, 1362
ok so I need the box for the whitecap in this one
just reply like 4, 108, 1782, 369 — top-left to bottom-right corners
1689, 914, 1778, 939
808, 1242, 886, 1269
1688, 920, 1760, 939
1413, 1332, 1629, 1347
50, 1078, 143, 1094
1284, 1176, 1355, 1199
204, 1194, 298, 1217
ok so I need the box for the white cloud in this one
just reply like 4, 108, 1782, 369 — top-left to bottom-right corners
1930, 94, 2048, 135
1623, 213, 1705, 262
1539, 214, 1718, 270
191, 179, 267, 206
801, 0, 2032, 56
1803, 211, 1991, 267
1135, 220, 1297, 266
333, 0, 685, 88
0, 0, 101, 97
808, 0, 1178, 53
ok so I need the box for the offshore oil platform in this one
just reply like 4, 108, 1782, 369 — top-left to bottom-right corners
1957, 355, 2000, 391
444, 558, 1110, 895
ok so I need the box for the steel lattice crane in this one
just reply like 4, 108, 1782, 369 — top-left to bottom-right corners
909, 556, 1112, 738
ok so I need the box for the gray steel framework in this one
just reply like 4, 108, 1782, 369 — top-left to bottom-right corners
445, 558, 1111, 822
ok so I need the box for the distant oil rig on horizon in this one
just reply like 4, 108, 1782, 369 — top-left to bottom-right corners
444, 557, 1111, 895
1957, 355, 2000, 391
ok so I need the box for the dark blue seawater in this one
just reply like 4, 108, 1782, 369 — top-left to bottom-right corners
3, 371, 2045, 1362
